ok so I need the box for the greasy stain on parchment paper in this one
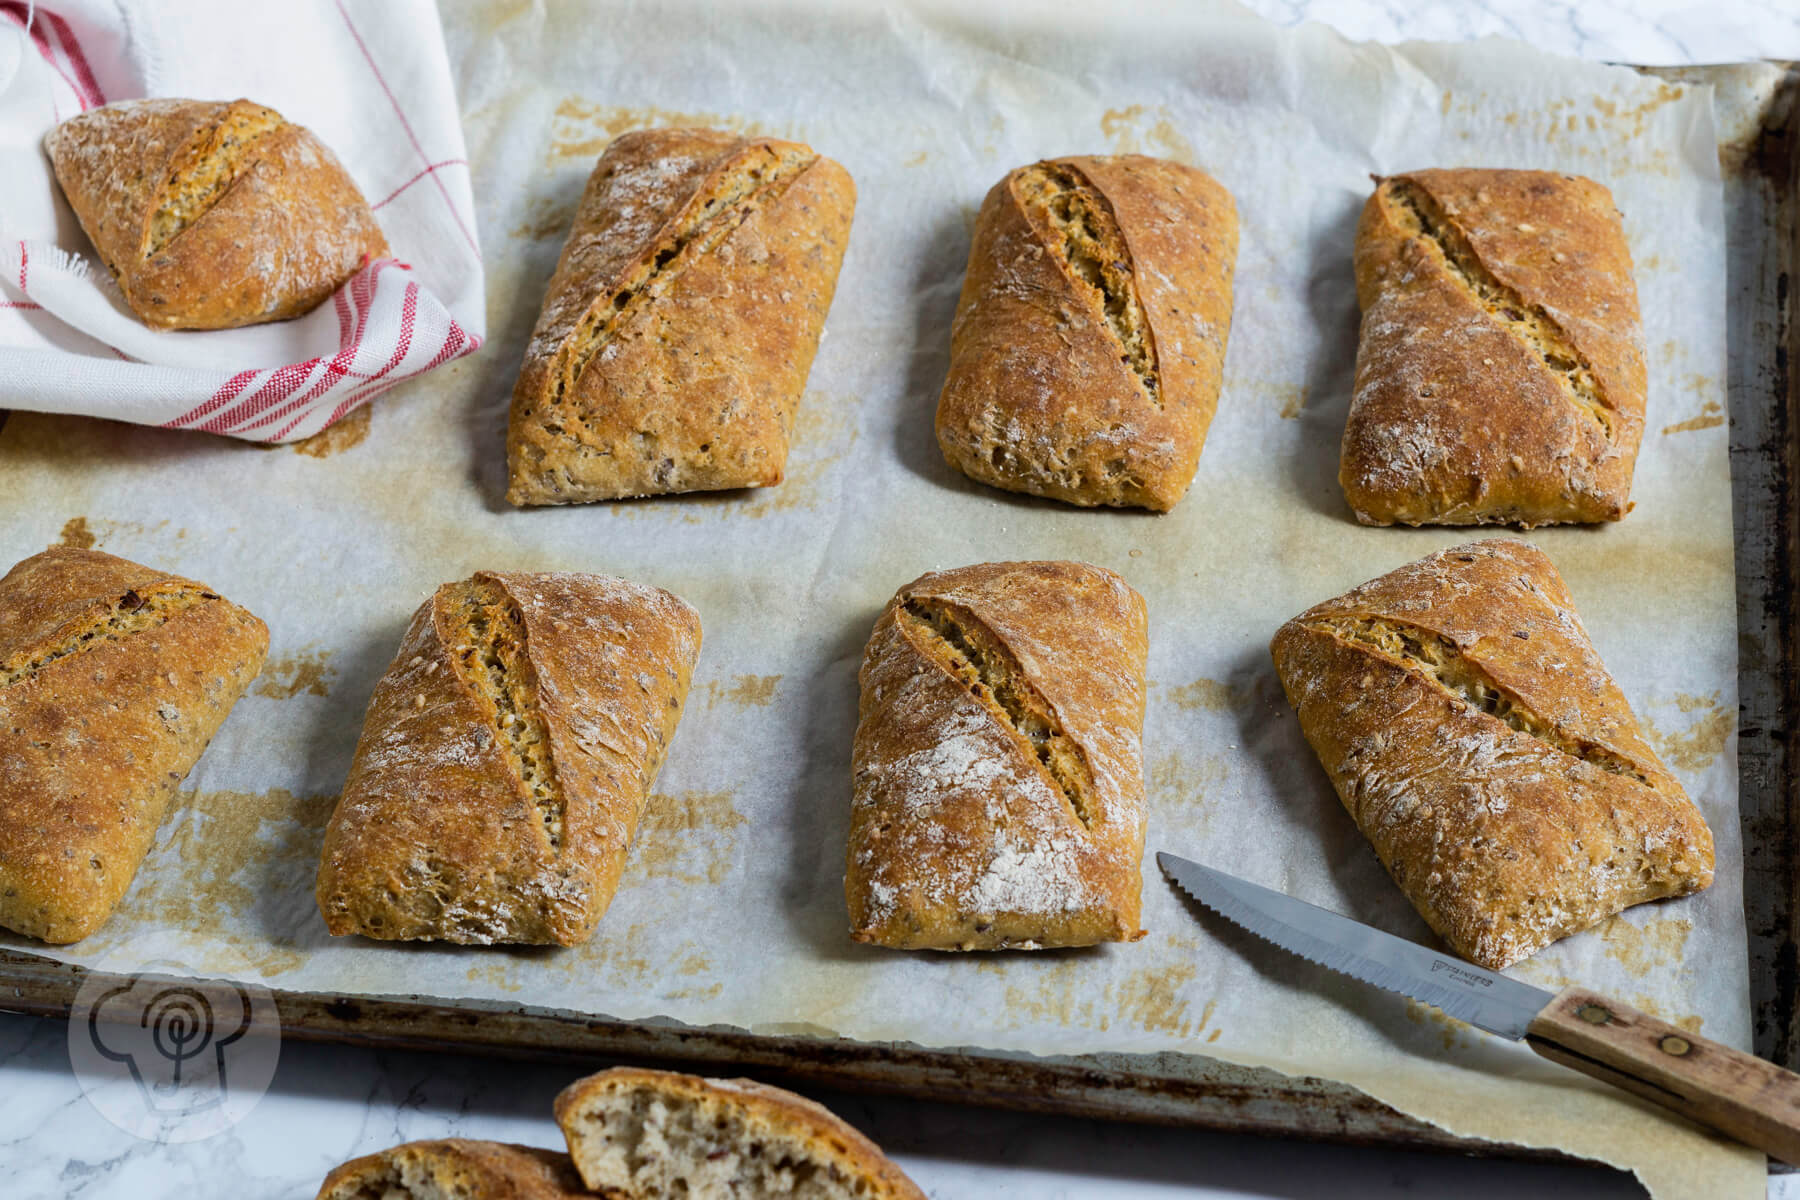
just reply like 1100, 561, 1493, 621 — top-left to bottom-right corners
704, 674, 782, 708
1474, 87, 1687, 150
1663, 400, 1725, 435
1147, 752, 1229, 842
1591, 86, 1690, 138
741, 394, 859, 518
1599, 916, 1692, 977
1406, 998, 1476, 1052
1218, 377, 1306, 420
103, 788, 335, 977
625, 790, 746, 885
1112, 963, 1203, 1036
1630, 993, 1704, 1035
511, 194, 579, 240
253, 648, 337, 700
1099, 105, 1198, 164
465, 959, 525, 993
546, 98, 781, 166
56, 516, 96, 549
1643, 691, 1734, 772
292, 404, 373, 458
46, 514, 181, 551
1446, 89, 1685, 173
56, 516, 169, 549
1148, 751, 1228, 803
1003, 963, 1218, 1041
573, 921, 726, 1005
1166, 677, 1250, 712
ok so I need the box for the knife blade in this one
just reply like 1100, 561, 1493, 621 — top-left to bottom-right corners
1156, 851, 1551, 1039
1157, 850, 1800, 1164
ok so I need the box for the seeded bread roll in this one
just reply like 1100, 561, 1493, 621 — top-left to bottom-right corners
555, 1068, 926, 1200
0, 547, 268, 942
314, 570, 701, 945
934, 154, 1238, 512
507, 127, 856, 505
1270, 539, 1713, 969
1341, 169, 1646, 527
846, 561, 1148, 950
317, 1140, 587, 1200
45, 98, 388, 330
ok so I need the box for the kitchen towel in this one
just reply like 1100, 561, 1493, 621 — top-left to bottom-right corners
0, 0, 484, 441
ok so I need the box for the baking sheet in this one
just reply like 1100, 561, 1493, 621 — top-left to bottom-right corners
0, 1, 1757, 1194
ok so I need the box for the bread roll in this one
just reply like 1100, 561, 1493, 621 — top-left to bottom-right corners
1270, 539, 1713, 969
315, 570, 700, 945
45, 98, 387, 330
1341, 169, 1646, 527
554, 1067, 925, 1199
317, 1140, 586, 1200
934, 154, 1238, 511
0, 547, 267, 942
846, 561, 1148, 950
507, 127, 856, 505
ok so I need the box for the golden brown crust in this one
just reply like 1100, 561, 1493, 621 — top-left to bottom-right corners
314, 570, 701, 946
316, 1139, 586, 1200
1341, 169, 1646, 527
506, 127, 856, 505
1269, 539, 1713, 969
45, 97, 388, 331
846, 561, 1148, 950
934, 154, 1238, 512
554, 1067, 926, 1200
0, 547, 268, 943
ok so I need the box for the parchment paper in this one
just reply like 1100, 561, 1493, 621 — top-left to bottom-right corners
0, 1, 1754, 1194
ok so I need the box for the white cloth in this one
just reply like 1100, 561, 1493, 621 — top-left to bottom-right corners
0, 0, 484, 441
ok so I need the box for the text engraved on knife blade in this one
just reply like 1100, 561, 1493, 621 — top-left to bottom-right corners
1429, 960, 1495, 989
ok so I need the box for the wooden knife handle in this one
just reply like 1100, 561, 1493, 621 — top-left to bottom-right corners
1526, 985, 1800, 1164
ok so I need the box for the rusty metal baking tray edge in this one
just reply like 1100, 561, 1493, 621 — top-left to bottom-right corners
0, 58, 1794, 1171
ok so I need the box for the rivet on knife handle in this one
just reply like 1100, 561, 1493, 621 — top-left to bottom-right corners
1525, 986, 1800, 1165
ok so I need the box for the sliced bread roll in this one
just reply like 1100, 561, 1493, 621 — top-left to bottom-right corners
316, 1139, 586, 1200
554, 1067, 925, 1199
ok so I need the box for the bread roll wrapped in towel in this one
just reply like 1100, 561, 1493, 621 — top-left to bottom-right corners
846, 560, 1148, 950
0, 547, 267, 943
555, 1067, 926, 1199
1271, 539, 1713, 969
45, 98, 387, 330
315, 570, 700, 945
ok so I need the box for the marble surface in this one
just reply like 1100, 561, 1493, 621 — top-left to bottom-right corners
6, 2, 1800, 1198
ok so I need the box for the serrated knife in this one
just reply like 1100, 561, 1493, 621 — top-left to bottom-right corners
1157, 851, 1800, 1164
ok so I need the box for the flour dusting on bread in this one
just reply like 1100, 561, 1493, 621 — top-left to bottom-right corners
1341, 169, 1645, 527
1271, 540, 1713, 968
846, 561, 1148, 951
315, 570, 700, 946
